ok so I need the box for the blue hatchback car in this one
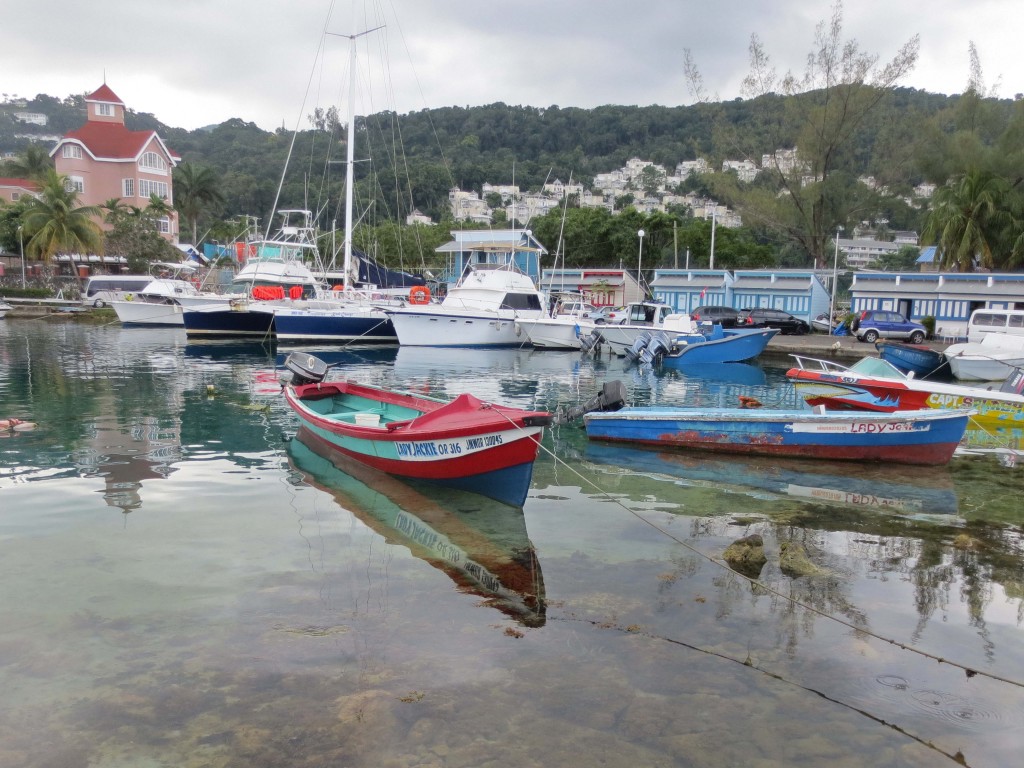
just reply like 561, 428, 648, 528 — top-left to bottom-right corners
851, 310, 927, 343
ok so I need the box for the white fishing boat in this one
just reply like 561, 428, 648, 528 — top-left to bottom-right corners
0, 300, 12, 319
386, 263, 546, 347
110, 262, 205, 327
944, 334, 1024, 382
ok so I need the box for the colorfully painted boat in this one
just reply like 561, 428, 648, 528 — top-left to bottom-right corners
875, 341, 949, 379
584, 405, 971, 465
943, 334, 1024, 382
786, 354, 1024, 427
282, 352, 552, 507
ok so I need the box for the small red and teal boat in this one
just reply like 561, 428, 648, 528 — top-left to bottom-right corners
282, 353, 552, 507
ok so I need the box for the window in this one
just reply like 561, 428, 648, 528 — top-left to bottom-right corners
139, 152, 167, 174
122, 178, 135, 197
11, 192, 19, 200
157, 217, 171, 234
97, 103, 114, 117
66, 176, 84, 194
62, 144, 82, 159
138, 179, 169, 199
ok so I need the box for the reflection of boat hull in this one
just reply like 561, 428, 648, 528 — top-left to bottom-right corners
289, 431, 546, 625
584, 442, 959, 515
284, 374, 549, 507
584, 406, 970, 465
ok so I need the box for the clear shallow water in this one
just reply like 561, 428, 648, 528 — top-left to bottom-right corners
1, 320, 1024, 768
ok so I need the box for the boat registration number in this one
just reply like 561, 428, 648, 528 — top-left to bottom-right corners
395, 431, 508, 460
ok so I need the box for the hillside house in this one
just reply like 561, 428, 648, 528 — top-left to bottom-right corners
50, 84, 180, 242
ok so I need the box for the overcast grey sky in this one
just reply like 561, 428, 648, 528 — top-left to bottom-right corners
3, 0, 1020, 131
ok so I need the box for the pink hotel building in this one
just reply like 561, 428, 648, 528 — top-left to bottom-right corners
50, 84, 180, 243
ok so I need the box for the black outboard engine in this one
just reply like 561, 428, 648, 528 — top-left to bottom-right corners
579, 328, 603, 354
285, 352, 330, 386
552, 380, 628, 424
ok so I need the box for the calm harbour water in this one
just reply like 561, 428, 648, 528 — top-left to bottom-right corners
1, 319, 1023, 768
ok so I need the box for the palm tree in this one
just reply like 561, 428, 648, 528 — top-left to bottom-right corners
173, 162, 225, 244
922, 169, 1008, 271
3, 144, 53, 181
21, 169, 104, 261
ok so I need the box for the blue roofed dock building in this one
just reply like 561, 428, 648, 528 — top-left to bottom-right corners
650, 268, 831, 321
433, 229, 547, 292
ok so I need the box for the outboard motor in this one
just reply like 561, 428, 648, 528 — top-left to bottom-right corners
624, 332, 653, 362
639, 333, 671, 366
553, 380, 628, 424
284, 352, 330, 386
579, 328, 603, 354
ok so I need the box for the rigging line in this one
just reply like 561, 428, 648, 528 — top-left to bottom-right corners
548, 616, 975, 768
489, 407, 1024, 692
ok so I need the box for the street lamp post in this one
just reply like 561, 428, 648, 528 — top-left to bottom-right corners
829, 226, 843, 336
18, 225, 26, 289
637, 229, 646, 297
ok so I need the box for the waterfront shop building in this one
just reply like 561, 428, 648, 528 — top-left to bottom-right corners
651, 269, 830, 323
850, 272, 1024, 341
538, 268, 643, 308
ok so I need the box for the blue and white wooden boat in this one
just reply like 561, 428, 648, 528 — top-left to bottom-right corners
583, 406, 972, 466
875, 341, 948, 379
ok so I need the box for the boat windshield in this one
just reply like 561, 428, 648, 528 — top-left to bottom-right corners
849, 357, 907, 378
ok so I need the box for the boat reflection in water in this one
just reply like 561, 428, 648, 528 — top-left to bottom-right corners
288, 429, 546, 626
584, 441, 960, 516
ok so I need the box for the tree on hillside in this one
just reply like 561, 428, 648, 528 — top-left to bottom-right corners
103, 196, 179, 272
21, 169, 103, 261
687, 1, 919, 267
173, 162, 225, 244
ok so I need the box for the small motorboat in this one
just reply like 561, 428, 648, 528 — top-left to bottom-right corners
875, 341, 949, 379
622, 317, 779, 367
583, 405, 972, 466
282, 352, 552, 507
0, 300, 12, 319
944, 334, 1024, 382
786, 354, 1024, 427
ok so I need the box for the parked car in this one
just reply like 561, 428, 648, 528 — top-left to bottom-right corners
555, 301, 597, 317
739, 308, 810, 335
850, 310, 927, 344
691, 305, 743, 328
590, 306, 628, 324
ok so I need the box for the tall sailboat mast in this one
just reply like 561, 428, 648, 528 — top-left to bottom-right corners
329, 20, 384, 291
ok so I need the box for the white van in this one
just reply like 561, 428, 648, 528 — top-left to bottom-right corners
81, 275, 155, 307
966, 308, 1024, 343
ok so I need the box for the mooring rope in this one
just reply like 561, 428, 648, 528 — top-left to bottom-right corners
494, 407, 1024, 692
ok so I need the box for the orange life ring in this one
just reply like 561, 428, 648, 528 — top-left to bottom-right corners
409, 285, 431, 305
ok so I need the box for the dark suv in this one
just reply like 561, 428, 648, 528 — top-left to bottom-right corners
739, 308, 810, 335
850, 310, 927, 343
691, 305, 742, 328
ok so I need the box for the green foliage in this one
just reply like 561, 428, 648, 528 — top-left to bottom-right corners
21, 169, 104, 260
103, 199, 179, 271
921, 315, 936, 338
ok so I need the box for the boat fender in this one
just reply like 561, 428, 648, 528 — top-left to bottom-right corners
514, 321, 522, 337
125, 294, 133, 302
